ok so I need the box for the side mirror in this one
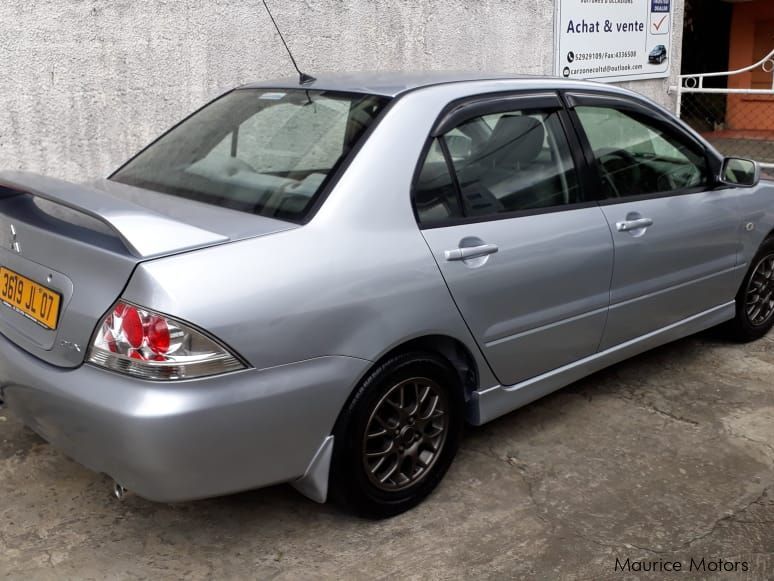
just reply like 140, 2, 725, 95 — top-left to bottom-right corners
720, 157, 760, 187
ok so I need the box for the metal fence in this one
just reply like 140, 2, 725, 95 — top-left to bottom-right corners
672, 49, 774, 169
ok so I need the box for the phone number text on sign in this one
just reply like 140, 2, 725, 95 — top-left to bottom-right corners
572, 50, 638, 62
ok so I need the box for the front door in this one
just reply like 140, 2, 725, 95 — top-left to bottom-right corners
569, 97, 742, 349
413, 96, 614, 386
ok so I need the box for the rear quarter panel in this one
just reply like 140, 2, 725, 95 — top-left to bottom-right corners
123, 221, 485, 377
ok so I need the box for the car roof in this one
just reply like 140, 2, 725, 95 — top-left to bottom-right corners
238, 71, 614, 98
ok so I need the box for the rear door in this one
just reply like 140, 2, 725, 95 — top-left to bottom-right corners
565, 92, 742, 349
415, 93, 614, 386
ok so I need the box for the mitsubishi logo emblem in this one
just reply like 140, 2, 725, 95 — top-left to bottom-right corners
9, 224, 20, 253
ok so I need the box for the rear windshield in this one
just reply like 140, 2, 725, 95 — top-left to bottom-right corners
111, 89, 389, 222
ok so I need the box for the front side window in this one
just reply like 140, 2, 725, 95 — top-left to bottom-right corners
413, 107, 581, 225
575, 106, 708, 199
111, 89, 389, 222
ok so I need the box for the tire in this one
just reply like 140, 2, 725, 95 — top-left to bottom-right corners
329, 351, 464, 519
726, 237, 774, 342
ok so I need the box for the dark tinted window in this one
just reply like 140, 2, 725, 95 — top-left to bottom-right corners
576, 106, 708, 198
111, 89, 389, 222
449, 110, 580, 217
413, 107, 581, 226
414, 139, 464, 225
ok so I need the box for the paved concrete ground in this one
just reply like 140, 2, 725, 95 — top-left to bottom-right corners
2, 330, 774, 580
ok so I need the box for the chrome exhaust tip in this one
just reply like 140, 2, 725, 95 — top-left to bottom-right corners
113, 481, 128, 501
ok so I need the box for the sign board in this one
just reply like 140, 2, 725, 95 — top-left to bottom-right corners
554, 0, 673, 83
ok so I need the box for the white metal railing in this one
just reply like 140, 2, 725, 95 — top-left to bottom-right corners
670, 48, 774, 169
671, 47, 774, 117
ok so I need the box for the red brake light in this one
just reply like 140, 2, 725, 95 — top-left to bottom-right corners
88, 301, 245, 380
121, 307, 144, 348
147, 315, 170, 354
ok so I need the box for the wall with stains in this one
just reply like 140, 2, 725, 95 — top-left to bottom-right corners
0, 0, 684, 182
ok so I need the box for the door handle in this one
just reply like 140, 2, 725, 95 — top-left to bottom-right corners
444, 243, 499, 261
616, 217, 654, 232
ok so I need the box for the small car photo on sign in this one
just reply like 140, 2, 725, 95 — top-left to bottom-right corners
649, 44, 668, 64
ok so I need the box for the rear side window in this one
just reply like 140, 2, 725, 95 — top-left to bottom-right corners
111, 89, 389, 223
413, 108, 580, 225
413, 139, 464, 225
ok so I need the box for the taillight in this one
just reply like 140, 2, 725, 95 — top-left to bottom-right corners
86, 301, 246, 380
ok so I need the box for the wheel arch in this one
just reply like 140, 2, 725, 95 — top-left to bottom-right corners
332, 333, 483, 436
322, 334, 475, 513
369, 334, 481, 402
738, 226, 774, 294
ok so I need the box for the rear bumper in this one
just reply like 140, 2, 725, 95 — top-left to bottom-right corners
0, 334, 369, 502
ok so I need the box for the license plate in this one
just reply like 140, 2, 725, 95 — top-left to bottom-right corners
0, 267, 61, 330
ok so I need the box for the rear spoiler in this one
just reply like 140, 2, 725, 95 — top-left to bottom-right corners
0, 171, 228, 258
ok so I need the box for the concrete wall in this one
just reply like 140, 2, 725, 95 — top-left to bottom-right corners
0, 0, 684, 182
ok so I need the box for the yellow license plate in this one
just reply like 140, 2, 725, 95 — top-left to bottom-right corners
0, 267, 61, 330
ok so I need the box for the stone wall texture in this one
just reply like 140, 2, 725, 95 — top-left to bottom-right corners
0, 0, 684, 182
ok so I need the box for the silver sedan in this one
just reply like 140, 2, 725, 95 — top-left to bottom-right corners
0, 72, 772, 518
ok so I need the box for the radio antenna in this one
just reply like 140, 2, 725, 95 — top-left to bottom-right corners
261, 0, 316, 85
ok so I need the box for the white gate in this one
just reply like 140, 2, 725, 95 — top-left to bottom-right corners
670, 48, 774, 168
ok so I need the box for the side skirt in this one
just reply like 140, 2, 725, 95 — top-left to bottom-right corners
468, 301, 735, 426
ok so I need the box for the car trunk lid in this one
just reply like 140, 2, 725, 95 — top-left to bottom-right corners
0, 171, 295, 367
